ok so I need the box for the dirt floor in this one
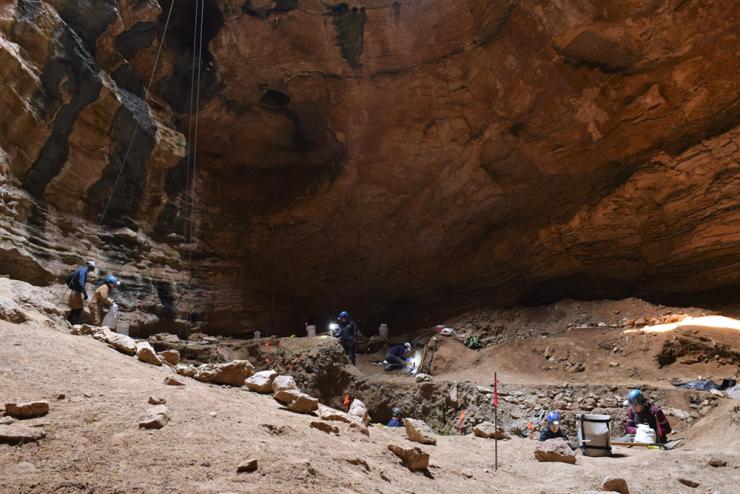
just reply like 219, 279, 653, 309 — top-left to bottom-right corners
1, 281, 739, 493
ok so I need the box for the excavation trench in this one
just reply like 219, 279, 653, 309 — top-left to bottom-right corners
149, 334, 719, 437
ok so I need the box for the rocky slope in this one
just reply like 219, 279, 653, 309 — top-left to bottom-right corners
1, 0, 738, 335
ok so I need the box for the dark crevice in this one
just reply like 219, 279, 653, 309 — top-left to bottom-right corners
112, 63, 145, 96
157, 0, 224, 113
242, 0, 299, 19
115, 21, 158, 60
84, 106, 156, 228
328, 4, 367, 69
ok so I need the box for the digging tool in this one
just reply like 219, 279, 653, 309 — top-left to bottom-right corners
426, 336, 440, 375
610, 439, 683, 450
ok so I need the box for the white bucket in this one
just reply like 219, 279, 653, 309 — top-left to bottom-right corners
379, 323, 389, 340
577, 413, 612, 457
253, 330, 261, 339
306, 325, 316, 337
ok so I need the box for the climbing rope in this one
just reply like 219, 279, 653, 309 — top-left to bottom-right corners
98, 0, 175, 227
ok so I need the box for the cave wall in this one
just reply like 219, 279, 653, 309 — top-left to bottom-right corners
0, 0, 738, 335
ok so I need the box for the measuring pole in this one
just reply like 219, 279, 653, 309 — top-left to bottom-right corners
493, 372, 499, 471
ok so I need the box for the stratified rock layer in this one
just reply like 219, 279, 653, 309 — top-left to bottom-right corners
0, 1, 738, 334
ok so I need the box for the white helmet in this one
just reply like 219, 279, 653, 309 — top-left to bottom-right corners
404, 342, 412, 352
86, 260, 96, 271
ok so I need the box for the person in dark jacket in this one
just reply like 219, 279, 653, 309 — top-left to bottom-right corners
624, 388, 672, 443
384, 342, 412, 371
336, 310, 357, 365
539, 411, 569, 441
66, 260, 96, 325
387, 407, 404, 427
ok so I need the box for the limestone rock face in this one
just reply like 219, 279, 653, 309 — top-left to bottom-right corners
136, 342, 162, 366
286, 393, 319, 414
348, 399, 370, 426
191, 360, 255, 386
94, 328, 137, 356
473, 421, 510, 440
0, 1, 739, 333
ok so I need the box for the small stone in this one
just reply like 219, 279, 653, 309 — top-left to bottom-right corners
0, 417, 15, 425
415, 373, 432, 382
138, 405, 170, 429
4, 401, 49, 420
136, 342, 162, 366
349, 420, 370, 436
602, 476, 629, 494
0, 424, 46, 445
678, 478, 699, 488
707, 456, 727, 467
245, 370, 277, 393
534, 438, 576, 464
209, 411, 217, 417
347, 458, 370, 471
310, 421, 339, 434
159, 350, 180, 366
404, 418, 437, 445
609, 362, 619, 367
148, 397, 166, 405
56, 394, 66, 400
237, 459, 258, 473
164, 376, 185, 386
387, 445, 429, 471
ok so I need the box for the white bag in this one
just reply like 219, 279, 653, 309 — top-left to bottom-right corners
102, 303, 118, 330
634, 423, 657, 444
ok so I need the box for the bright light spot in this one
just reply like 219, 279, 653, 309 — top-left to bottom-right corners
628, 315, 740, 334
410, 350, 423, 374
328, 323, 339, 331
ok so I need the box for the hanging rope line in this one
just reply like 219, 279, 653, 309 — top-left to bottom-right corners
98, 0, 175, 227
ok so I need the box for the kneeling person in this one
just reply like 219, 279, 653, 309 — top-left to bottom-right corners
384, 342, 412, 371
624, 388, 671, 443
539, 411, 568, 441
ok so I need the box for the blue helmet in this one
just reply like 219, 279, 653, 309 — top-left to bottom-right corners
627, 389, 645, 405
338, 311, 350, 320
104, 275, 121, 287
546, 411, 561, 424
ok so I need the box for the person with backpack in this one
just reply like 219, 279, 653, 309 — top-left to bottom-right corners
89, 275, 121, 326
66, 261, 95, 325
624, 388, 672, 443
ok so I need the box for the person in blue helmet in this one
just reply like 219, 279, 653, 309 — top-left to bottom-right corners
336, 310, 357, 365
90, 275, 121, 326
539, 411, 569, 441
383, 342, 412, 371
624, 389, 671, 443
387, 407, 404, 427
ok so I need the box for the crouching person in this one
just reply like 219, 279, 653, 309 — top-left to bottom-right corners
89, 275, 121, 326
624, 389, 672, 443
540, 411, 577, 450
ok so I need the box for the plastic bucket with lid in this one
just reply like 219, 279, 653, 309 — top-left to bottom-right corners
306, 325, 316, 337
379, 323, 389, 340
576, 413, 612, 457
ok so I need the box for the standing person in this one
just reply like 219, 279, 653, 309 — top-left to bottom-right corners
66, 260, 95, 325
337, 310, 357, 365
624, 389, 672, 443
89, 275, 121, 326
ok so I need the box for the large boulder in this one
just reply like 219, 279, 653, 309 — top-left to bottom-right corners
534, 438, 576, 464
387, 445, 429, 471
0, 424, 46, 445
473, 421, 510, 440
404, 418, 437, 445
192, 360, 255, 386
272, 375, 299, 403
602, 477, 630, 494
159, 350, 180, 366
286, 393, 319, 414
245, 370, 277, 393
4, 401, 49, 420
94, 328, 136, 356
348, 399, 370, 425
318, 404, 352, 424
139, 405, 170, 429
136, 342, 162, 366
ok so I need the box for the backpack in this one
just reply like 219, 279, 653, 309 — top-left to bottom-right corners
465, 335, 481, 349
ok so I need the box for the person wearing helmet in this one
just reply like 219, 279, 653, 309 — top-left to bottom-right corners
387, 407, 404, 427
89, 275, 121, 326
66, 260, 96, 325
624, 388, 672, 443
383, 342, 412, 371
539, 411, 569, 441
336, 310, 357, 365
